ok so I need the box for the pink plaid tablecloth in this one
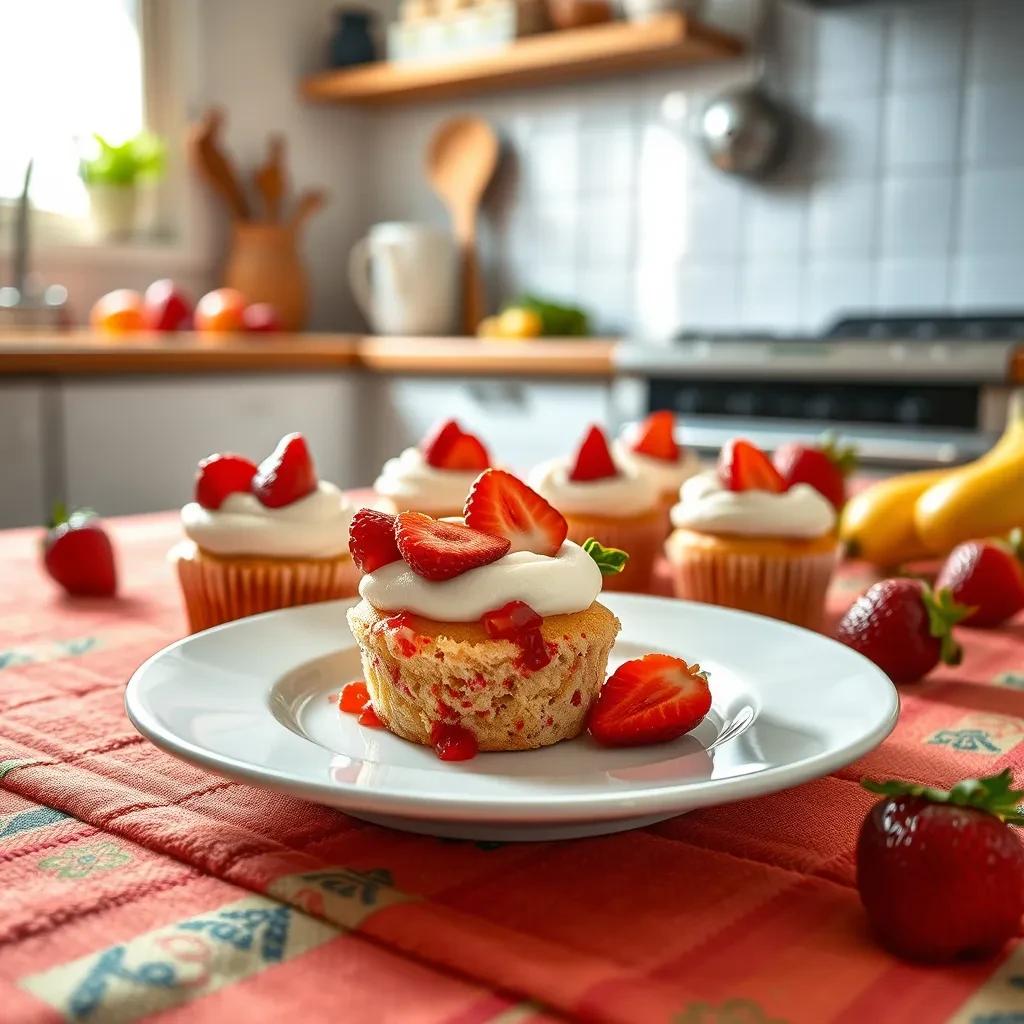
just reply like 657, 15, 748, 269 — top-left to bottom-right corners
1, 512, 1024, 1023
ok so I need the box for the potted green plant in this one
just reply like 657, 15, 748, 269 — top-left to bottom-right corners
79, 131, 166, 240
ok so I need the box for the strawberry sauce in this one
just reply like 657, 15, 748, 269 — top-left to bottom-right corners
481, 600, 552, 671
358, 705, 384, 728
430, 722, 478, 761
339, 681, 370, 714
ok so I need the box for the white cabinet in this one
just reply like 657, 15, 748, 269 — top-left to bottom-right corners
0, 382, 50, 528
60, 375, 362, 516
360, 377, 613, 479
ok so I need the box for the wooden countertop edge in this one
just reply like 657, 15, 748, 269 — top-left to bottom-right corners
0, 332, 618, 378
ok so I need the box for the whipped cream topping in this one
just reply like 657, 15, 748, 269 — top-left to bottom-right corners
374, 447, 481, 512
528, 457, 658, 516
613, 437, 702, 496
670, 471, 836, 538
359, 539, 602, 621
182, 481, 355, 558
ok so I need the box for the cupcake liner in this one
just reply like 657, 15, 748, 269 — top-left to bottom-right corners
563, 509, 663, 594
173, 542, 361, 633
666, 538, 838, 630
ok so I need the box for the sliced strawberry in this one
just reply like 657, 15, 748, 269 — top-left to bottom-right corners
719, 439, 785, 493
395, 512, 510, 581
482, 600, 543, 638
435, 433, 490, 471
194, 453, 257, 510
421, 419, 463, 467
631, 411, 679, 462
252, 433, 317, 508
349, 508, 401, 573
589, 654, 712, 747
464, 469, 568, 555
569, 425, 618, 482
340, 680, 370, 713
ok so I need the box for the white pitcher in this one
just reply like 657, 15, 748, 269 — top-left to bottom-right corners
348, 222, 457, 335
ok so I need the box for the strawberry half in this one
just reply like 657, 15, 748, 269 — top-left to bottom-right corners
773, 438, 856, 510
719, 439, 785, 493
252, 433, 317, 508
421, 418, 490, 471
194, 453, 257, 510
569, 425, 618, 482
395, 512, 510, 581
349, 508, 401, 573
631, 411, 679, 462
464, 469, 568, 555
589, 654, 712, 747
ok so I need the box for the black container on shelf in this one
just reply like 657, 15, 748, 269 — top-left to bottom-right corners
329, 8, 376, 68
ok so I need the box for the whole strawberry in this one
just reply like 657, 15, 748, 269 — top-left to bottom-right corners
857, 771, 1024, 961
936, 530, 1024, 627
835, 578, 968, 683
773, 436, 857, 510
43, 505, 117, 597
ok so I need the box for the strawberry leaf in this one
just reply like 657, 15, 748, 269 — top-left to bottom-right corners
863, 769, 1024, 826
583, 537, 630, 576
820, 432, 859, 477
921, 583, 971, 666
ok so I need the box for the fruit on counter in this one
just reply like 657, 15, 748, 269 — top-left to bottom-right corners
194, 453, 258, 511
838, 467, 950, 568
935, 531, 1024, 627
834, 578, 969, 683
89, 289, 145, 333
349, 508, 402, 573
719, 439, 785, 493
914, 390, 1024, 554
394, 512, 511, 581
42, 504, 118, 597
251, 432, 317, 508
242, 302, 282, 333
508, 295, 590, 337
856, 771, 1024, 962
142, 279, 192, 331
569, 425, 618, 482
477, 307, 543, 340
193, 287, 247, 332
773, 437, 856, 510
465, 468, 568, 556
588, 654, 712, 747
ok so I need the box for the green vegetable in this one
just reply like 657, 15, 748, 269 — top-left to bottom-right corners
503, 295, 590, 337
583, 537, 630, 576
80, 132, 166, 187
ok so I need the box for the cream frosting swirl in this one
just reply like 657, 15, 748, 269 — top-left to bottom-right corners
528, 457, 658, 516
181, 481, 355, 558
374, 447, 481, 512
670, 471, 836, 538
613, 437, 702, 496
359, 539, 602, 621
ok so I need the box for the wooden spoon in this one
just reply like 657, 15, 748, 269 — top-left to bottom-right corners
426, 117, 499, 336
187, 108, 250, 221
289, 188, 327, 234
253, 135, 287, 223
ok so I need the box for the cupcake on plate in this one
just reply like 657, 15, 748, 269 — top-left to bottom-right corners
528, 425, 661, 593
346, 469, 624, 758
614, 410, 701, 531
173, 433, 360, 632
665, 438, 839, 630
374, 418, 492, 518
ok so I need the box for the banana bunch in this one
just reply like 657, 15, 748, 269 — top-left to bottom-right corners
840, 390, 1024, 567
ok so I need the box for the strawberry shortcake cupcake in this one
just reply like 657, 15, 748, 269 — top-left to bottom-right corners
374, 418, 492, 518
614, 411, 701, 531
345, 469, 626, 758
173, 433, 360, 632
665, 439, 839, 630
528, 425, 661, 593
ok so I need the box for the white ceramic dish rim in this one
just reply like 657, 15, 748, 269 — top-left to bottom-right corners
125, 594, 900, 825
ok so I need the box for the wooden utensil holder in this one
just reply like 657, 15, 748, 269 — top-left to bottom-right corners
224, 222, 309, 331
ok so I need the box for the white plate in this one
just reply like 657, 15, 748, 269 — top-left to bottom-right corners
125, 595, 898, 842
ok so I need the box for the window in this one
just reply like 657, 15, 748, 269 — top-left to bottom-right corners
0, 0, 146, 227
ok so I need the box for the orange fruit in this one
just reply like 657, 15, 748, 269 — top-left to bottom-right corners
90, 289, 144, 333
194, 288, 247, 332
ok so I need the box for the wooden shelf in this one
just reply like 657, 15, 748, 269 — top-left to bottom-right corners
301, 14, 743, 107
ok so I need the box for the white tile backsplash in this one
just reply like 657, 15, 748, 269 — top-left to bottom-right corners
363, 0, 1024, 333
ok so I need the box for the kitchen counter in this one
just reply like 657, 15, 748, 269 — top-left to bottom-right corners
0, 330, 617, 378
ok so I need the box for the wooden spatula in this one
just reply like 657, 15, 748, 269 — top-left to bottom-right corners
253, 135, 287, 223
426, 116, 499, 336
187, 108, 249, 221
